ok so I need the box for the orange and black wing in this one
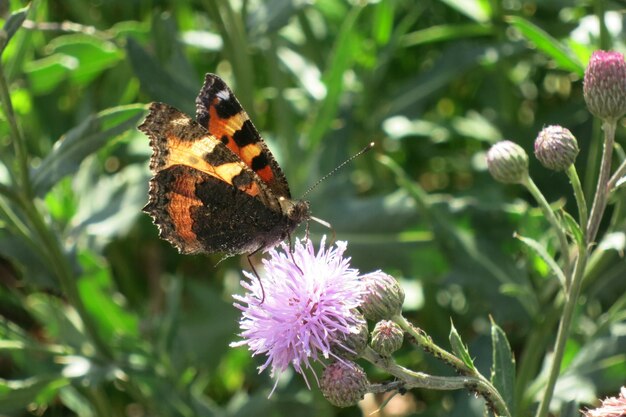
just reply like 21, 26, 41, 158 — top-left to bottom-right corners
139, 102, 284, 254
195, 73, 292, 198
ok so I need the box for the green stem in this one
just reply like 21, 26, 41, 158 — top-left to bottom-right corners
607, 157, 626, 192
587, 119, 616, 243
566, 166, 588, 237
522, 176, 572, 281
534, 248, 587, 417
362, 347, 481, 390
393, 315, 511, 417
0, 63, 32, 198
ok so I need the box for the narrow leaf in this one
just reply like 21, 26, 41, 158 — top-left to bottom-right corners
514, 232, 567, 288
490, 317, 515, 412
0, 6, 29, 55
506, 16, 583, 75
0, 376, 68, 413
560, 210, 584, 247
306, 4, 363, 148
31, 105, 145, 197
449, 319, 475, 370
126, 38, 197, 115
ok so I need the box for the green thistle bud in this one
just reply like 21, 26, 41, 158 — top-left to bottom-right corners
360, 272, 404, 322
370, 320, 404, 356
534, 125, 579, 171
583, 50, 626, 122
486, 140, 529, 184
331, 313, 369, 360
320, 361, 369, 408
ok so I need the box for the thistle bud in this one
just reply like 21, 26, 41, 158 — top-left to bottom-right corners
486, 140, 529, 184
534, 125, 579, 171
320, 361, 369, 407
370, 320, 404, 356
583, 50, 626, 122
331, 314, 369, 360
360, 271, 404, 322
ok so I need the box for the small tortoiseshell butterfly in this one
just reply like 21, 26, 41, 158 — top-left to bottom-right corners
139, 74, 310, 256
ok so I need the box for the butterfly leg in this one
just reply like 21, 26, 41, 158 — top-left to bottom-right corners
286, 232, 304, 276
247, 249, 266, 303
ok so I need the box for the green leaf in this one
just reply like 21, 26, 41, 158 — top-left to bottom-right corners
247, 0, 310, 37
31, 105, 145, 197
438, 0, 492, 23
0, 6, 29, 55
505, 16, 584, 75
70, 161, 148, 249
401, 23, 493, 47
47, 34, 123, 85
23, 53, 76, 94
560, 210, 584, 247
490, 317, 515, 412
515, 233, 567, 288
373, 1, 394, 45
449, 319, 475, 370
126, 38, 197, 115
0, 376, 68, 413
76, 250, 139, 340
305, 4, 363, 148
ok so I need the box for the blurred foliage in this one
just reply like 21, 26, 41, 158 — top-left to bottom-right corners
0, 0, 625, 416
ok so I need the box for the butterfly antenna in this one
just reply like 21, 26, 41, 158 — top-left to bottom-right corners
300, 142, 375, 198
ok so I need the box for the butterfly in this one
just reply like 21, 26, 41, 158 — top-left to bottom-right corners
139, 74, 310, 257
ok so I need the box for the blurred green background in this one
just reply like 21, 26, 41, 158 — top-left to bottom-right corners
0, 0, 625, 416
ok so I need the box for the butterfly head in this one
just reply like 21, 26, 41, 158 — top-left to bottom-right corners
279, 197, 310, 227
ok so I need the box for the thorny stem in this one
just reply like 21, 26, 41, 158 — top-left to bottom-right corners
362, 347, 481, 391
392, 315, 511, 417
587, 120, 616, 243
534, 249, 587, 417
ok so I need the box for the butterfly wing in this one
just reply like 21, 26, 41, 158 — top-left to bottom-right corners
195, 73, 292, 198
139, 102, 288, 254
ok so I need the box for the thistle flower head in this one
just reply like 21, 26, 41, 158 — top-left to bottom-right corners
486, 140, 529, 184
231, 237, 366, 392
320, 361, 369, 407
534, 125, 579, 171
583, 386, 626, 417
583, 50, 626, 122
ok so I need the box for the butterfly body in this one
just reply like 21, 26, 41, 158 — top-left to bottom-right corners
139, 74, 309, 256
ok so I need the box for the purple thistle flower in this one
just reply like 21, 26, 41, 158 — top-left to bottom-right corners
583, 387, 626, 417
231, 237, 366, 393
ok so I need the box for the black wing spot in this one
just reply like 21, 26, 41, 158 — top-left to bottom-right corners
214, 94, 241, 119
251, 153, 269, 171
232, 120, 258, 147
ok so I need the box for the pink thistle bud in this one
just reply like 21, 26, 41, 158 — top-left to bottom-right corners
534, 125, 579, 171
320, 361, 369, 407
583, 50, 626, 122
